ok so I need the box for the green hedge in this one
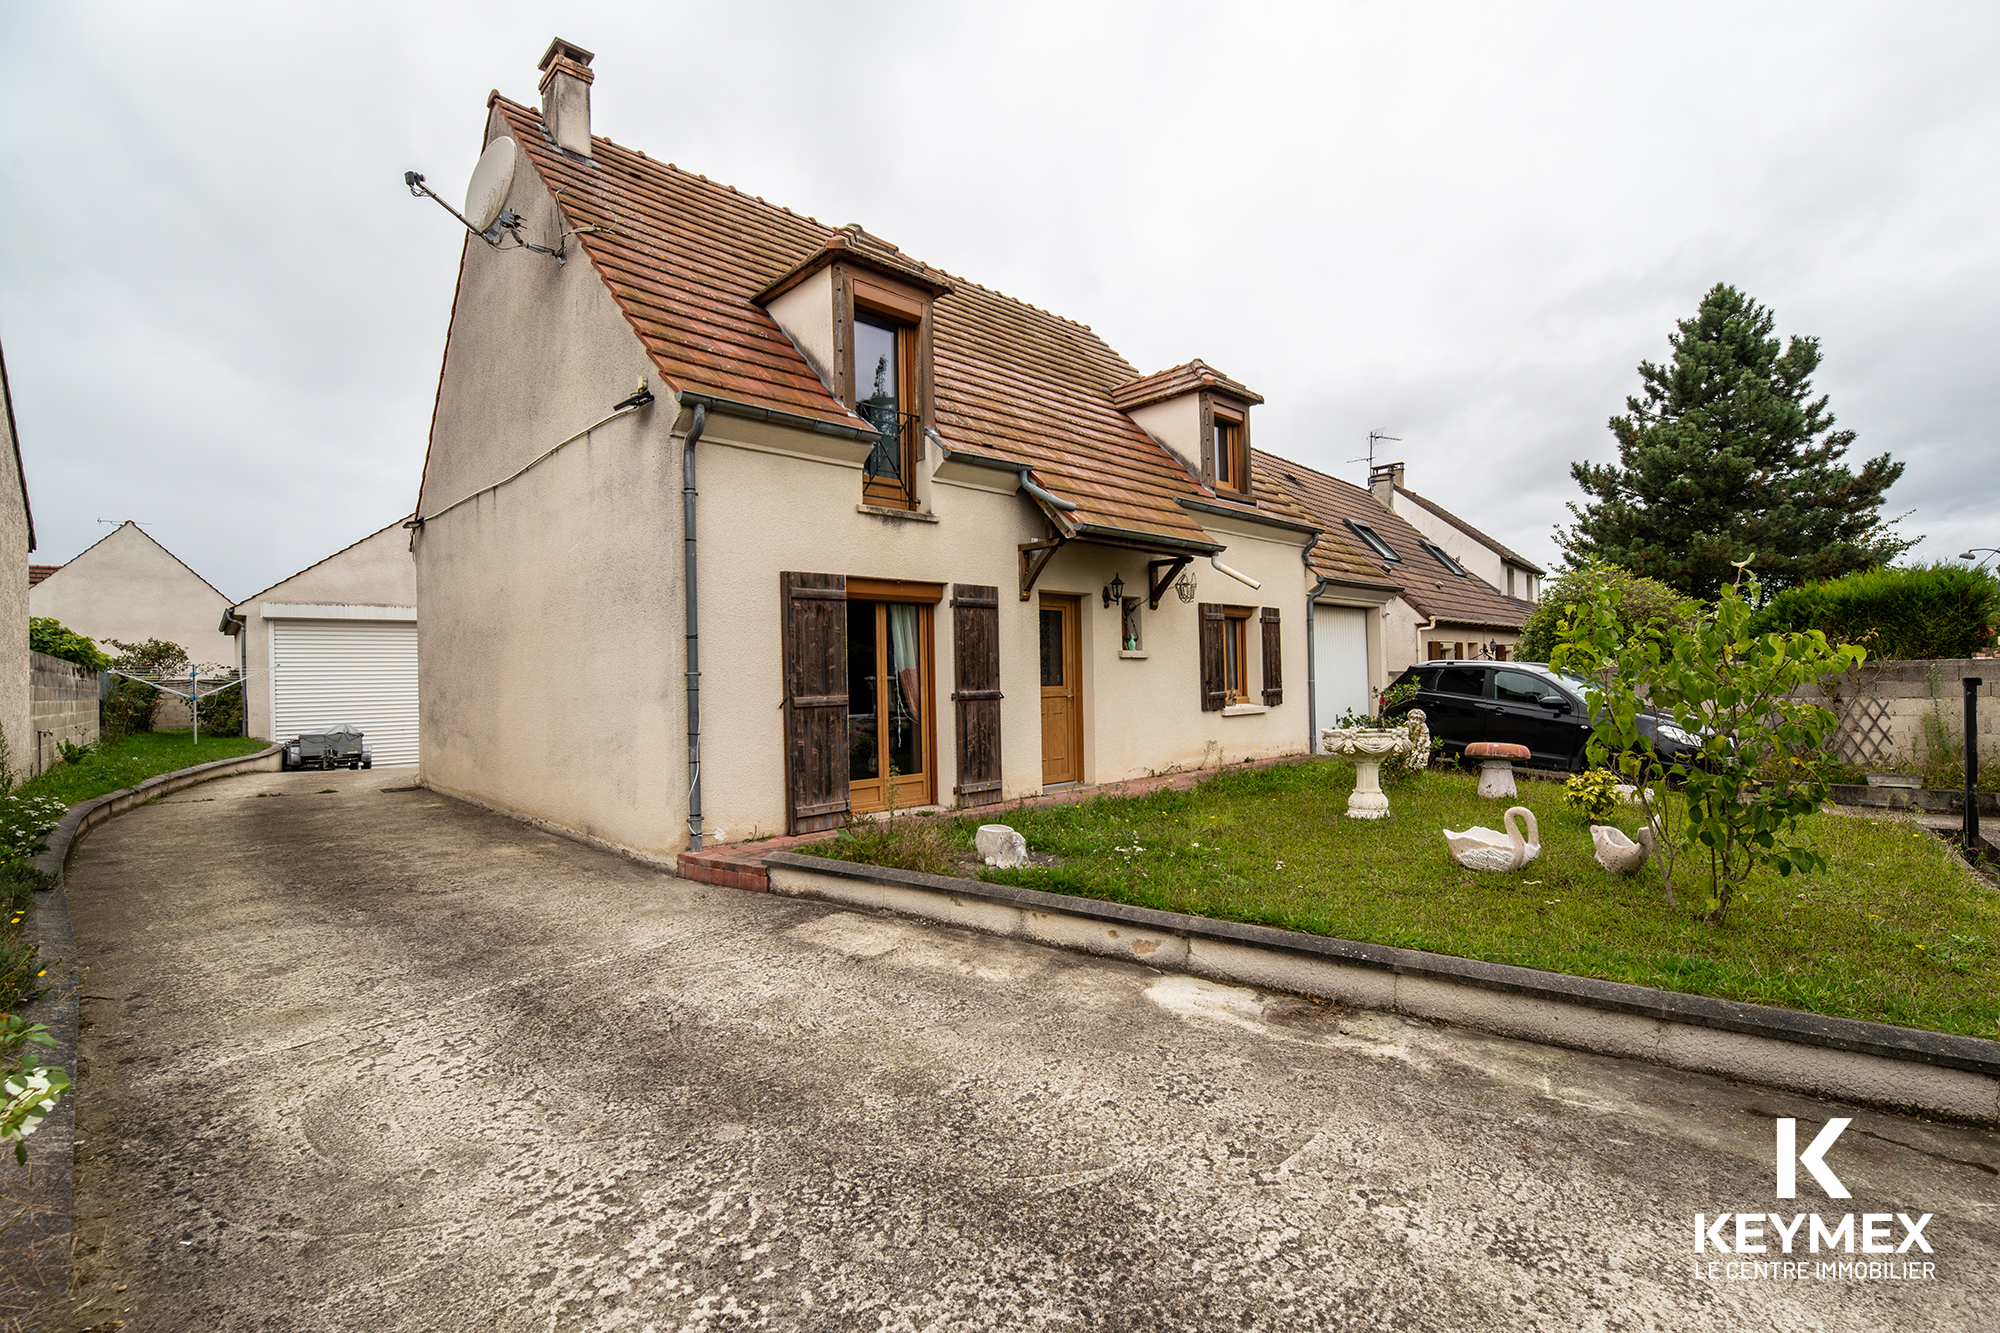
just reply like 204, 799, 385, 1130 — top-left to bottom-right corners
28, 618, 108, 671
1748, 563, 2000, 660
1517, 563, 1698, 664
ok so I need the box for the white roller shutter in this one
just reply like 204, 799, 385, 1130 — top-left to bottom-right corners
270, 620, 419, 767
1312, 605, 1370, 751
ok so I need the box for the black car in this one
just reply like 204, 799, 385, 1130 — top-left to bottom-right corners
1381, 661, 1703, 773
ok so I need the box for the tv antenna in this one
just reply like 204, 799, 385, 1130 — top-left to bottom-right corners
1349, 431, 1400, 472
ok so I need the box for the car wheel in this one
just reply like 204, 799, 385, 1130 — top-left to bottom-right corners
362, 760, 372, 770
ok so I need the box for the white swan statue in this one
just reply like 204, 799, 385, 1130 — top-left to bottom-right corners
1443, 807, 1541, 872
1590, 824, 1656, 875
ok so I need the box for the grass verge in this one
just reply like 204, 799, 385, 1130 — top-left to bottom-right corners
19, 731, 270, 808
802, 761, 2000, 1040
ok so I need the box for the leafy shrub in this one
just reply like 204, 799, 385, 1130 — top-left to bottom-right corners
56, 739, 94, 766
28, 617, 108, 671
1554, 561, 1865, 924
100, 638, 193, 742
1749, 562, 2000, 661
1518, 564, 1697, 663
195, 681, 243, 737
1562, 770, 1627, 821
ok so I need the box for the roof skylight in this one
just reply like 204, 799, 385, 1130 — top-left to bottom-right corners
1421, 541, 1470, 577
1344, 519, 1401, 564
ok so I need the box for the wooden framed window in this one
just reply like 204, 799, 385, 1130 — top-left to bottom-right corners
845, 577, 940, 814
834, 270, 931, 513
1222, 605, 1252, 703
1198, 394, 1253, 495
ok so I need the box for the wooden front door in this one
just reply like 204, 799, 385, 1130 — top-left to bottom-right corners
1039, 594, 1081, 786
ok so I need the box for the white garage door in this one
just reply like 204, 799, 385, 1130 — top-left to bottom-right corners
270, 620, 419, 767
1312, 604, 1371, 751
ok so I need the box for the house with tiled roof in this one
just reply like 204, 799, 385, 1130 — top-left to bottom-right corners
1260, 452, 1537, 695
411, 40, 1342, 861
1366, 461, 1545, 604
29, 521, 234, 672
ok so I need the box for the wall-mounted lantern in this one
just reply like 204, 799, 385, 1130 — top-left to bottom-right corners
1102, 572, 1125, 608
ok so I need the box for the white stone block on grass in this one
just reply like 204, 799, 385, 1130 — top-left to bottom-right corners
976, 824, 1029, 868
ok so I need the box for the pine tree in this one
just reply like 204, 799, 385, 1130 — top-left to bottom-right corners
1559, 284, 1912, 597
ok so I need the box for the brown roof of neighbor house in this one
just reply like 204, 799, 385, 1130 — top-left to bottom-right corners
1258, 450, 1533, 630
1110, 359, 1265, 412
27, 564, 59, 587
1394, 485, 1546, 576
490, 98, 1282, 551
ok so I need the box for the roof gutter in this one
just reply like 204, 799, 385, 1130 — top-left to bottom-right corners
1176, 496, 1321, 538
676, 390, 878, 443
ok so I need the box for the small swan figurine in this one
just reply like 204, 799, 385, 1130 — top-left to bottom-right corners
1443, 806, 1541, 872
1590, 824, 1656, 875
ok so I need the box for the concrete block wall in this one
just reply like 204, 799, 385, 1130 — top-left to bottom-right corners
30, 651, 99, 778
1796, 659, 1996, 770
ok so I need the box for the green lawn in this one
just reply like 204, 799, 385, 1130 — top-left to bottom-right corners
806, 761, 2000, 1040
20, 731, 271, 807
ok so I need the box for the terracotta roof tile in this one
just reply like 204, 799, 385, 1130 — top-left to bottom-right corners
1257, 450, 1530, 630
492, 99, 1240, 548
1110, 360, 1265, 412
27, 564, 58, 587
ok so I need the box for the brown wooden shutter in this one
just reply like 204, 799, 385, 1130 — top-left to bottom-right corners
780, 571, 849, 834
1199, 602, 1226, 711
1260, 606, 1283, 706
950, 583, 1004, 806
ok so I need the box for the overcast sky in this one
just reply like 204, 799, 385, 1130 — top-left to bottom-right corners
3, 2, 1996, 599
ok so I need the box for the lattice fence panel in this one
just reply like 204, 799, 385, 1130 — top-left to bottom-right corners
1831, 694, 1898, 770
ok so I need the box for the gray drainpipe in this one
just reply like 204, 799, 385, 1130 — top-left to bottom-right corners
1306, 576, 1330, 752
682, 403, 709, 850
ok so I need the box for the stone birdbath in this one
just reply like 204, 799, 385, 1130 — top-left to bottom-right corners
1321, 725, 1414, 819
1464, 741, 1533, 799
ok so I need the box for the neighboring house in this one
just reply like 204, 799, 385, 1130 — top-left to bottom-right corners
414, 40, 1326, 861
29, 521, 235, 669
220, 519, 419, 766
27, 565, 57, 587
0, 340, 36, 782
1367, 461, 1545, 603
1261, 453, 1535, 701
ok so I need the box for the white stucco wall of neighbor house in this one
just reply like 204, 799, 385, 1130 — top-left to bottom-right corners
236, 522, 418, 741
416, 109, 682, 862
1391, 493, 1508, 592
29, 522, 234, 668
0, 367, 29, 784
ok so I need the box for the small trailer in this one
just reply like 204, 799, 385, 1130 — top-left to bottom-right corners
282, 724, 372, 771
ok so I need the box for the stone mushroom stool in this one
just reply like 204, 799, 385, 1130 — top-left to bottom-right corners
1464, 742, 1533, 799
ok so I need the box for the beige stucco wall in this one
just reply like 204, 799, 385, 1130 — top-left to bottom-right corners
235, 522, 417, 740
766, 267, 835, 390
416, 109, 674, 858
29, 522, 233, 668
692, 424, 1318, 846
1125, 396, 1203, 480
0, 367, 29, 783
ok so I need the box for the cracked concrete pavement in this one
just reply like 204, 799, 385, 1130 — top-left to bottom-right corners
55, 767, 2000, 1330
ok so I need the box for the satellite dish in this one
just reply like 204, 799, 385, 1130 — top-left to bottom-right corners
464, 137, 518, 233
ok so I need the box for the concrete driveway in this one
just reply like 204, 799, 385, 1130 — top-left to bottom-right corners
57, 767, 2000, 1331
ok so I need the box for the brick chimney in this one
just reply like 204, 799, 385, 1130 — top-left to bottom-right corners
538, 38, 596, 158
1368, 460, 1405, 510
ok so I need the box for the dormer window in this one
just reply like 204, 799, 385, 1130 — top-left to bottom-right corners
1345, 518, 1401, 564
754, 228, 952, 516
1110, 361, 1264, 498
1211, 406, 1247, 493
854, 306, 917, 510
1420, 540, 1469, 577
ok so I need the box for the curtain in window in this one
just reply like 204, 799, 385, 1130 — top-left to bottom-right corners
888, 603, 920, 719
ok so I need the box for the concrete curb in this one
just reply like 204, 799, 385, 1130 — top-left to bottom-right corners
2, 743, 282, 1316
765, 851, 2000, 1125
